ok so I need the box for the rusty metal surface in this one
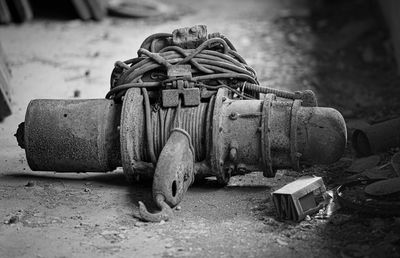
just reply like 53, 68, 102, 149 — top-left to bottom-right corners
153, 128, 195, 207
172, 25, 207, 49
296, 107, 347, 165
120, 87, 148, 181
272, 176, 326, 221
21, 92, 347, 181
261, 94, 275, 177
352, 117, 400, 156
24, 99, 121, 172
162, 65, 200, 107
138, 128, 195, 222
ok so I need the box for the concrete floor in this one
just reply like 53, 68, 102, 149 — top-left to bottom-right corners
0, 0, 357, 257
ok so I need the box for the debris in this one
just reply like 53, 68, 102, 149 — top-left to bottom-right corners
362, 166, 394, 180
73, 90, 80, 98
25, 181, 35, 187
336, 180, 400, 217
107, 0, 169, 19
329, 214, 352, 226
352, 118, 400, 157
134, 221, 143, 227
364, 177, 400, 196
336, 165, 394, 185
272, 176, 326, 221
391, 152, 400, 176
5, 215, 19, 224
315, 190, 340, 219
346, 155, 381, 173
4, 210, 23, 225
276, 238, 289, 246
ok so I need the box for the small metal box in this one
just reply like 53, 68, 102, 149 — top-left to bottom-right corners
272, 176, 326, 221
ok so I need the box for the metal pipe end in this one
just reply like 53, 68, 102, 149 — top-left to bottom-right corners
297, 107, 347, 165
15, 122, 25, 149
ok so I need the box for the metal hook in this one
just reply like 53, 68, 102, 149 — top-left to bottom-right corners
138, 194, 173, 222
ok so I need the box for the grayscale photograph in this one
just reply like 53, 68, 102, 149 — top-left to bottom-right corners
0, 0, 399, 257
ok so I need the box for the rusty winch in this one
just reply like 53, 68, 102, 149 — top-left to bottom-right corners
15, 25, 347, 222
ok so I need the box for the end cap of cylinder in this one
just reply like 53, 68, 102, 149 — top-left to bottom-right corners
297, 107, 347, 165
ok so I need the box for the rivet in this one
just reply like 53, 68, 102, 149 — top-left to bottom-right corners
229, 112, 238, 120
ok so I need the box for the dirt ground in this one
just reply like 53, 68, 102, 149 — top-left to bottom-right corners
1, 0, 400, 257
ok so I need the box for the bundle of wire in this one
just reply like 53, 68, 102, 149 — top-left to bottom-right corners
106, 33, 261, 101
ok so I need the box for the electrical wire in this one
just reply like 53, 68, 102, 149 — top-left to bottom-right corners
107, 34, 260, 100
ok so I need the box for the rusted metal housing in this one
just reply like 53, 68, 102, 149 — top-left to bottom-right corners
20, 88, 347, 183
24, 99, 121, 172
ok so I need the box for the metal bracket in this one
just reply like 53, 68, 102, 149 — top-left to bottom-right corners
172, 25, 207, 49
162, 65, 200, 107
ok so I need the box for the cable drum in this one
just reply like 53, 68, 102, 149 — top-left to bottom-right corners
146, 103, 209, 162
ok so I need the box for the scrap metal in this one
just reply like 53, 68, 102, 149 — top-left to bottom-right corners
272, 176, 326, 221
15, 25, 347, 222
353, 117, 400, 156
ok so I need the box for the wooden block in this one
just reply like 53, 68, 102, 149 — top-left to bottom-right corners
70, 0, 92, 20
85, 0, 106, 21
0, 43, 11, 121
0, 0, 11, 24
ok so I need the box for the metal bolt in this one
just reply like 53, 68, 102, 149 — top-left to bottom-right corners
229, 112, 238, 120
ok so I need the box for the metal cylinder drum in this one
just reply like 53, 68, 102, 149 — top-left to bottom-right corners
120, 88, 347, 181
24, 99, 121, 172
20, 88, 346, 180
211, 89, 347, 178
